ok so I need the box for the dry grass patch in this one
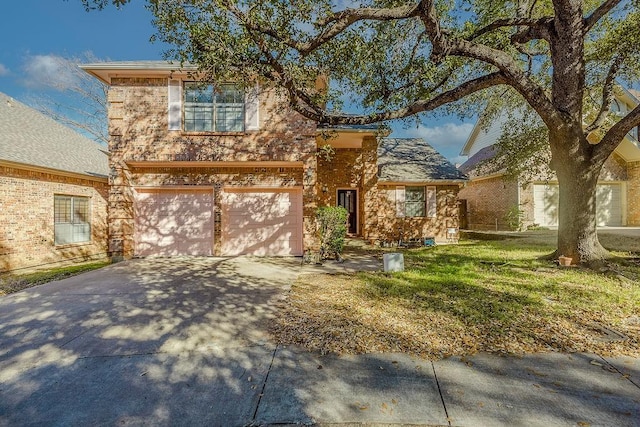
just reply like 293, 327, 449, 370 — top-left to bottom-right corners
271, 238, 640, 359
0, 261, 110, 296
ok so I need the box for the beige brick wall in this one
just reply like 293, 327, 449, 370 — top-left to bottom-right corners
107, 78, 318, 257
317, 147, 364, 233
315, 137, 379, 240
628, 161, 640, 226
376, 184, 461, 241
0, 166, 108, 273
458, 176, 519, 230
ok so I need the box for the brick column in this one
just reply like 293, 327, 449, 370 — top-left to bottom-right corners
361, 135, 379, 242
302, 151, 319, 252
628, 161, 640, 226
106, 87, 135, 261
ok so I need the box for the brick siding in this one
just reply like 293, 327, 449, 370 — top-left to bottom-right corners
0, 166, 108, 273
107, 78, 318, 258
459, 151, 634, 230
628, 161, 640, 225
458, 176, 519, 231
376, 184, 461, 241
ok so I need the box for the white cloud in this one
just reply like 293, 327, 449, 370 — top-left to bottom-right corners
405, 122, 475, 150
0, 64, 9, 76
21, 54, 78, 90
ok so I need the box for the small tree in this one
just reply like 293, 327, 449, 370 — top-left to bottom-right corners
316, 206, 348, 260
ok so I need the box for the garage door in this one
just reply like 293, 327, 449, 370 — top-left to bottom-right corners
533, 184, 559, 227
533, 183, 622, 227
134, 189, 214, 257
221, 188, 303, 256
596, 184, 622, 226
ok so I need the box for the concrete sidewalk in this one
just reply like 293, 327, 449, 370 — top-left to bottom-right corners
0, 257, 639, 426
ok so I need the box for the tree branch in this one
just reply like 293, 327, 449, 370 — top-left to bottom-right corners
584, 0, 622, 33
585, 55, 624, 132
223, 1, 420, 56
417, 0, 558, 127
295, 72, 507, 125
468, 17, 550, 41
594, 104, 640, 163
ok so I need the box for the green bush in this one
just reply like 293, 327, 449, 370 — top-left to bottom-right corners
316, 206, 348, 260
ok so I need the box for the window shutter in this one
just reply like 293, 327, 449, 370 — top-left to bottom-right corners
426, 186, 437, 218
395, 186, 405, 218
244, 84, 260, 131
168, 79, 182, 131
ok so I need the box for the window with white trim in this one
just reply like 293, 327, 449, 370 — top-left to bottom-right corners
54, 195, 91, 245
396, 186, 437, 218
184, 83, 244, 132
406, 186, 426, 217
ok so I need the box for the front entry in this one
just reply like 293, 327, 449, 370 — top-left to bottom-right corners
337, 189, 358, 234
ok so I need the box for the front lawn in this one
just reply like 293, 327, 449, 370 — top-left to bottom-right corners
271, 236, 640, 359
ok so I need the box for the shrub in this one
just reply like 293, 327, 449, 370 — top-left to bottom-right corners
316, 206, 348, 260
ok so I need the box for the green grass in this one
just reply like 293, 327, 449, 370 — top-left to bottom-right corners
272, 235, 640, 358
0, 261, 111, 296
366, 240, 639, 325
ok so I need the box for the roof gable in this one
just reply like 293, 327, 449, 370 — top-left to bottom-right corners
377, 138, 467, 183
0, 92, 108, 178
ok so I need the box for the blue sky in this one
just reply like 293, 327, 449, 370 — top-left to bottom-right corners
0, 0, 473, 163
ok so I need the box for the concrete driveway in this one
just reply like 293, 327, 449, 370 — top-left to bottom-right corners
0, 257, 302, 426
1, 256, 639, 427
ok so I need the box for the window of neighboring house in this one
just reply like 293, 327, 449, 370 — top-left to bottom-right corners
396, 186, 437, 218
184, 83, 245, 132
405, 186, 426, 217
54, 195, 91, 245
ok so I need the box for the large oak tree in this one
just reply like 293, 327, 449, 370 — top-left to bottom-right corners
83, 0, 640, 265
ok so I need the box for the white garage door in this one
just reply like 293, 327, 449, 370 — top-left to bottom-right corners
134, 189, 214, 257
533, 183, 622, 227
221, 188, 303, 256
533, 184, 559, 227
596, 184, 622, 226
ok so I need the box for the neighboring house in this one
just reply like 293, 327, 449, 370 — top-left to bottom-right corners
81, 61, 464, 259
458, 89, 640, 230
0, 92, 109, 273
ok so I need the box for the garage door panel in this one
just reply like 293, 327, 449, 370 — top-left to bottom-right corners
134, 189, 214, 257
222, 189, 303, 256
533, 183, 622, 227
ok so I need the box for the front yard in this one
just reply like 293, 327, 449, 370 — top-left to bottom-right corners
271, 232, 640, 359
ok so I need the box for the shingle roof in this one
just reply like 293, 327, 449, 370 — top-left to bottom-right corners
377, 138, 467, 182
0, 92, 108, 179
457, 144, 502, 176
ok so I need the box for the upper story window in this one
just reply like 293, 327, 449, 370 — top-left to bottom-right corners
184, 83, 245, 132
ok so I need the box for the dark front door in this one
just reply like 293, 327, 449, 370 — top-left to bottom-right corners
337, 189, 358, 234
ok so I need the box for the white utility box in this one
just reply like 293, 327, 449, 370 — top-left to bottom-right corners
383, 253, 404, 272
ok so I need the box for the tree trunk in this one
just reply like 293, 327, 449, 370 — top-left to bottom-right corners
552, 134, 610, 265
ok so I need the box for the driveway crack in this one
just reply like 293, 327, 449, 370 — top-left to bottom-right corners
599, 354, 640, 390
432, 361, 452, 427
252, 343, 279, 422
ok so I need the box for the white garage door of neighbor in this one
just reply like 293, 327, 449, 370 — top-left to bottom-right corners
134, 189, 214, 257
595, 184, 622, 226
533, 184, 622, 227
221, 188, 303, 256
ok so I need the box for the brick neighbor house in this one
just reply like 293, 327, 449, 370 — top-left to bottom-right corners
0, 92, 109, 273
458, 89, 640, 230
81, 61, 465, 259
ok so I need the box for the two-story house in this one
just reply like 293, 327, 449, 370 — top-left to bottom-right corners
458, 89, 640, 230
82, 61, 466, 259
